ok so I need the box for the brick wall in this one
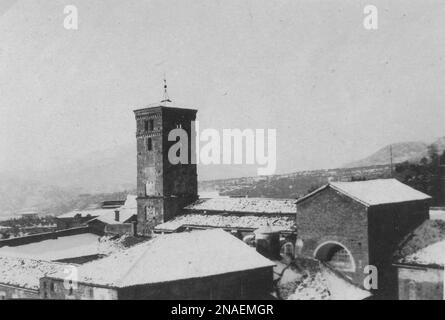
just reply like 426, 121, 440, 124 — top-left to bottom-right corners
135, 106, 198, 235
367, 200, 429, 299
117, 267, 273, 300
297, 187, 369, 285
40, 267, 273, 300
0, 284, 39, 300
40, 278, 118, 300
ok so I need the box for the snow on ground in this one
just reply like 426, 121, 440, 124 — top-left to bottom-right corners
396, 219, 445, 267
278, 259, 371, 300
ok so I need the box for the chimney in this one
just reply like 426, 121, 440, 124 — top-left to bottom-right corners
114, 210, 120, 222
254, 225, 281, 260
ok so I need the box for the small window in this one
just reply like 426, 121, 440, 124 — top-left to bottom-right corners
147, 138, 153, 151
149, 119, 154, 131
69, 287, 73, 296
89, 288, 94, 298
50, 283, 55, 292
43, 282, 47, 289
144, 120, 149, 131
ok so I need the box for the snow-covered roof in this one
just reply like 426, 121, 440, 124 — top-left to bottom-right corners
135, 101, 197, 113
185, 198, 296, 215
297, 179, 431, 207
0, 256, 68, 291
87, 195, 137, 225
88, 210, 136, 225
154, 213, 295, 232
395, 220, 445, 268
46, 229, 275, 288
0, 233, 113, 261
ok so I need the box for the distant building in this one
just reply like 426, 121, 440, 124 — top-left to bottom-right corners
394, 219, 445, 300
295, 178, 431, 298
40, 229, 274, 300
86, 195, 138, 236
17, 210, 39, 219
56, 195, 137, 232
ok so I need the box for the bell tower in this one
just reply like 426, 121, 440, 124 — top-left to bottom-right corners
134, 89, 198, 235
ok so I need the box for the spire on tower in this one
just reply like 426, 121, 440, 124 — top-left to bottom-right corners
161, 75, 171, 103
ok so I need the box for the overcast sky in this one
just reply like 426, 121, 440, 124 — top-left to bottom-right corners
0, 0, 444, 176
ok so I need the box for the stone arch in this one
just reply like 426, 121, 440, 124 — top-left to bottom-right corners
314, 241, 356, 272
280, 241, 295, 258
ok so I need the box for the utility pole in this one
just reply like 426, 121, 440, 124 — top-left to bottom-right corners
390, 144, 394, 178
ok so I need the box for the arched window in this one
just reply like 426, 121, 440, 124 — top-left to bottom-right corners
314, 241, 356, 272
408, 280, 417, 300
147, 138, 152, 151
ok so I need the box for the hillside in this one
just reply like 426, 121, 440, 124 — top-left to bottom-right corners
345, 137, 445, 168
200, 165, 393, 199
1, 136, 443, 218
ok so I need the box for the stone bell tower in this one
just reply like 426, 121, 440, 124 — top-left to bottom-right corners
133, 88, 198, 235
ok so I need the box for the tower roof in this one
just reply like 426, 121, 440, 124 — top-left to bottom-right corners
133, 100, 197, 114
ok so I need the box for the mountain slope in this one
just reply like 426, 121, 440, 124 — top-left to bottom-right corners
345, 137, 445, 168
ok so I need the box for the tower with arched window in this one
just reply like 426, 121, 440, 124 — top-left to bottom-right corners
134, 100, 198, 235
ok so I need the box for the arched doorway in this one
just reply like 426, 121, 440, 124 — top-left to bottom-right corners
280, 242, 295, 258
314, 241, 356, 272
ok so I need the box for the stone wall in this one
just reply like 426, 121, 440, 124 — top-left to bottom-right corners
397, 266, 443, 300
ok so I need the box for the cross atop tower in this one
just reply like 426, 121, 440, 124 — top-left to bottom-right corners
161, 76, 171, 103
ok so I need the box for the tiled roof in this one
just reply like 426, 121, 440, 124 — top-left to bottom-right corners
46, 229, 275, 288
297, 179, 431, 206
395, 220, 445, 267
154, 213, 295, 232
185, 198, 296, 214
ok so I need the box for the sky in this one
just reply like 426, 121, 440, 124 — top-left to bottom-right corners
0, 0, 445, 176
